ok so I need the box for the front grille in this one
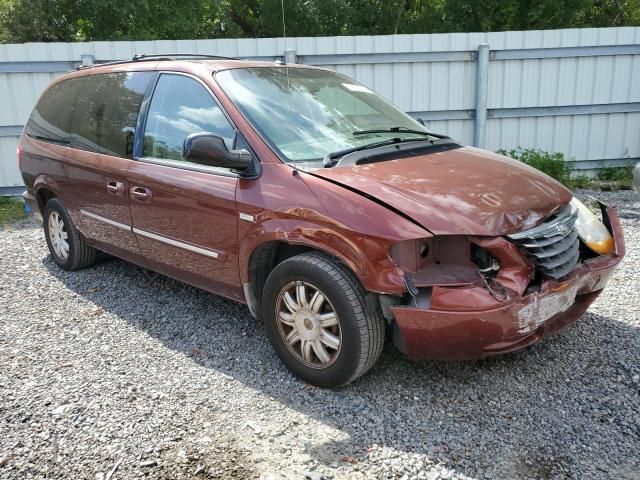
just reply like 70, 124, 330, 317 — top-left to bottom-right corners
507, 204, 580, 279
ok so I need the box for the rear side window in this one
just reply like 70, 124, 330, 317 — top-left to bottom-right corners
71, 72, 153, 158
26, 78, 82, 145
143, 74, 235, 162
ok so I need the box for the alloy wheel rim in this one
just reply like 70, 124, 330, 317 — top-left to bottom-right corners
275, 281, 342, 369
48, 211, 69, 261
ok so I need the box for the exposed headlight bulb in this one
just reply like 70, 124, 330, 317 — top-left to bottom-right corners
570, 197, 614, 255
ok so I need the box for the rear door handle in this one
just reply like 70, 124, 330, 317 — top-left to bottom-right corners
106, 181, 124, 195
130, 186, 152, 201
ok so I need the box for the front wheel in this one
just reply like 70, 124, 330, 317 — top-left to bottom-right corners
262, 252, 385, 388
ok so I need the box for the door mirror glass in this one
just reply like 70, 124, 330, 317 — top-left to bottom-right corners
184, 132, 252, 170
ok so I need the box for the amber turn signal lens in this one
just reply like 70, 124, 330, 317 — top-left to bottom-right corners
586, 236, 614, 255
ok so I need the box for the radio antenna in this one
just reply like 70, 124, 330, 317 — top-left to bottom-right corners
281, 0, 297, 173
281, 0, 287, 41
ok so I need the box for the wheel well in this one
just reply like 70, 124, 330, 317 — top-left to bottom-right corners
36, 188, 56, 212
248, 242, 313, 312
246, 242, 383, 324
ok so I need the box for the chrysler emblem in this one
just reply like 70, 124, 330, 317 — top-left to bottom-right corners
555, 223, 570, 235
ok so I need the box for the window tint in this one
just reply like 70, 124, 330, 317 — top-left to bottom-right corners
26, 77, 83, 145
71, 72, 152, 157
143, 74, 235, 162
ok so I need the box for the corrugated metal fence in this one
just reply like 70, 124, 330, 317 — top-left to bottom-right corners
1, 27, 639, 192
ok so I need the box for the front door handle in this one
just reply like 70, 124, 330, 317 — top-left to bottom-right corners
130, 186, 152, 201
106, 181, 124, 195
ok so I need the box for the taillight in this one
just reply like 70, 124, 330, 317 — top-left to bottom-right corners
17, 143, 22, 167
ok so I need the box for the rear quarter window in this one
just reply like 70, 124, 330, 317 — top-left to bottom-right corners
25, 78, 82, 145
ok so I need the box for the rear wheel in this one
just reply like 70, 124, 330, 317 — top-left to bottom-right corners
43, 198, 96, 271
262, 252, 385, 387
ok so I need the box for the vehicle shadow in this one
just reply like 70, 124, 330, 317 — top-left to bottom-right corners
43, 255, 640, 479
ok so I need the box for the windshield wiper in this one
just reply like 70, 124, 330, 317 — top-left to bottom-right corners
353, 127, 449, 140
323, 136, 431, 167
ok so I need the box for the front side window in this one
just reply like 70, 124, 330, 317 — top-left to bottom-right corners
143, 74, 235, 162
215, 67, 427, 163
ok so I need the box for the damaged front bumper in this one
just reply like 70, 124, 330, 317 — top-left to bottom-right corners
391, 204, 625, 361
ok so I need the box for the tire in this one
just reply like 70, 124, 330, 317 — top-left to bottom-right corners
262, 252, 385, 388
43, 198, 96, 271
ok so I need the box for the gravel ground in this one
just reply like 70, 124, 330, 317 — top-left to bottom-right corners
1, 189, 639, 480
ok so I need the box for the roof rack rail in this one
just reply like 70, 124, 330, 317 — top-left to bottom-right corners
75, 53, 242, 71
75, 57, 159, 71
132, 53, 240, 61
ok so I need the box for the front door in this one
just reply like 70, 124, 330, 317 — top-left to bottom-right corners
64, 71, 154, 260
127, 73, 243, 300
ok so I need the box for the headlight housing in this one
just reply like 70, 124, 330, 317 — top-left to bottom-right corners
570, 197, 614, 255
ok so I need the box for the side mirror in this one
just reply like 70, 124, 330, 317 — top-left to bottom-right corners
183, 132, 252, 171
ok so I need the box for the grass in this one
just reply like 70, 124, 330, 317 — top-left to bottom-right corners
0, 196, 26, 224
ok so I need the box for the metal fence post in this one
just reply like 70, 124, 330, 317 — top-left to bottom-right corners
80, 54, 95, 66
284, 49, 297, 64
473, 43, 490, 148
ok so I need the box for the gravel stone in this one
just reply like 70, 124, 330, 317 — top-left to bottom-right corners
1, 189, 639, 479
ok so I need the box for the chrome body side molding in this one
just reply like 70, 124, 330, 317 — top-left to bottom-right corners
80, 209, 131, 231
80, 209, 221, 260
132, 227, 220, 259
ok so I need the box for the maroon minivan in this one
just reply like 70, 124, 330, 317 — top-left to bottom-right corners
19, 55, 625, 387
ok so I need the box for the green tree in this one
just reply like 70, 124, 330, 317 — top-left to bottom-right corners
0, 0, 212, 42
440, 0, 594, 32
0, 0, 82, 42
1, 0, 639, 43
204, 0, 348, 38
74, 0, 210, 40
579, 0, 640, 26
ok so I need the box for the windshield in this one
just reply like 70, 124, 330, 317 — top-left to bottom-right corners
215, 67, 430, 163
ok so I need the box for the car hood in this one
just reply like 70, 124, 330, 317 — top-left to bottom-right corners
311, 146, 573, 236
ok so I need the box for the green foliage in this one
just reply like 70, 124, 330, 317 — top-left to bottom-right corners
0, 0, 9, 43
74, 0, 211, 41
595, 164, 634, 189
597, 165, 634, 182
0, 196, 25, 224
579, 0, 640, 26
0, 0, 80, 42
0, 0, 212, 42
442, 0, 591, 32
498, 148, 578, 188
568, 175, 594, 189
1, 0, 639, 43
498, 148, 638, 191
